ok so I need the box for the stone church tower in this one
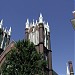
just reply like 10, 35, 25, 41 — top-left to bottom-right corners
25, 13, 52, 75
0, 19, 11, 54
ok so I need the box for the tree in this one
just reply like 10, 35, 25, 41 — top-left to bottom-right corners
1, 40, 47, 75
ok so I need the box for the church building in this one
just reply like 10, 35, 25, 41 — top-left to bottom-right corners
25, 13, 58, 75
0, 14, 58, 75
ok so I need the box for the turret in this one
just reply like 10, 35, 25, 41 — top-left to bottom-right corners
0, 20, 12, 52
47, 22, 52, 75
39, 13, 44, 53
25, 19, 29, 40
25, 13, 53, 75
68, 61, 74, 75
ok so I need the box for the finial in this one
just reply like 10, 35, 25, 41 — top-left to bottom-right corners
26, 18, 29, 28
4, 28, 6, 33
9, 27, 11, 32
40, 13, 42, 18
0, 19, 3, 25
27, 19, 29, 23
8, 27, 12, 36
36, 20, 37, 24
0, 19, 3, 28
47, 22, 49, 26
47, 22, 50, 32
39, 13, 43, 23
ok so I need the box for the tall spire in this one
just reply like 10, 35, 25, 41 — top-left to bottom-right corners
66, 63, 70, 75
26, 19, 29, 28
39, 13, 43, 23
0, 19, 3, 29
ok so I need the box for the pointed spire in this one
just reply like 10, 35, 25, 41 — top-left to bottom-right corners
9, 27, 11, 32
40, 13, 42, 18
47, 22, 49, 26
4, 28, 6, 33
39, 13, 43, 23
8, 27, 12, 36
47, 22, 50, 32
66, 63, 70, 75
0, 19, 3, 24
26, 18, 29, 28
0, 19, 3, 28
36, 20, 37, 24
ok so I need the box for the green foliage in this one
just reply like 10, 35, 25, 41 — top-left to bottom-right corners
1, 40, 47, 75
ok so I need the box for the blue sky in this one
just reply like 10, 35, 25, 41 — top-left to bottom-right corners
0, 0, 74, 75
